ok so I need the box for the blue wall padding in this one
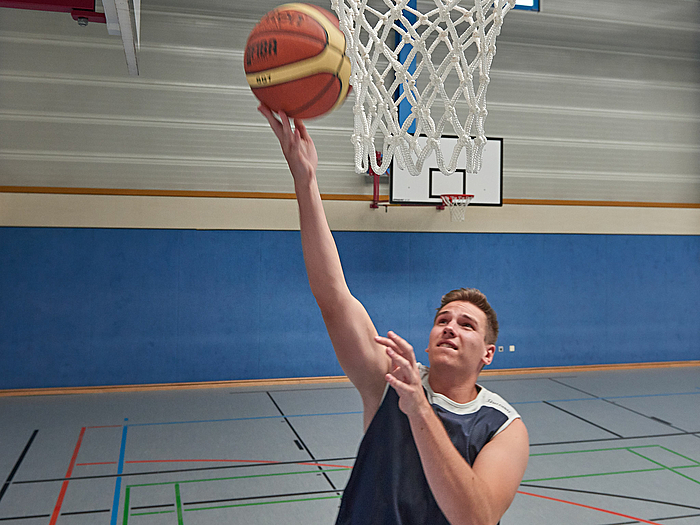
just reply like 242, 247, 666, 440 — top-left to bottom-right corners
1, 228, 698, 389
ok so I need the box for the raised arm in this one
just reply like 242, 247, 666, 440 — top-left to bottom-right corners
259, 106, 390, 427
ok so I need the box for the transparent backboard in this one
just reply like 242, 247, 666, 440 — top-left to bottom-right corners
390, 136, 503, 206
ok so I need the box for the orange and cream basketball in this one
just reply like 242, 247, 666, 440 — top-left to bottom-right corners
244, 3, 352, 119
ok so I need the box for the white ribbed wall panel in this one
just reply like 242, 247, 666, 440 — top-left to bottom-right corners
0, 0, 699, 206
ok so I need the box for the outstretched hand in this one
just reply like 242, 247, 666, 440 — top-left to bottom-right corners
258, 105, 318, 183
376, 331, 432, 418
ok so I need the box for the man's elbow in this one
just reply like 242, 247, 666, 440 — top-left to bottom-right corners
313, 286, 355, 318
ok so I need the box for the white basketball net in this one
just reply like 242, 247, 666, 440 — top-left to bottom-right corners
441, 194, 473, 221
331, 0, 515, 176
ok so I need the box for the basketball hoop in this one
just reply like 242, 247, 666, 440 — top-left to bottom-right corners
441, 194, 473, 222
331, 0, 516, 176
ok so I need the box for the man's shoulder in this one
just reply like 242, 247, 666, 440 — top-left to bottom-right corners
476, 385, 520, 422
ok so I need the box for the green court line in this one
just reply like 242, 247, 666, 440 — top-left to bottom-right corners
522, 465, 699, 484
123, 468, 347, 523
175, 483, 184, 525
121, 445, 700, 521
126, 496, 343, 519
523, 444, 700, 483
657, 445, 700, 466
522, 467, 665, 483
126, 467, 348, 489
529, 444, 658, 457
122, 486, 131, 525
184, 494, 342, 512
627, 449, 700, 485
130, 510, 175, 517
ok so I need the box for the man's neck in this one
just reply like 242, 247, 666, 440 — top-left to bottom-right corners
427, 367, 480, 404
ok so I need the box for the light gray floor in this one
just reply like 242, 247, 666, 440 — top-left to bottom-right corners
1, 366, 699, 524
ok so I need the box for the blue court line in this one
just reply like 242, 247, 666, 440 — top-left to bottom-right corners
511, 398, 593, 405
602, 391, 700, 400
127, 415, 284, 427
109, 422, 128, 525
126, 411, 363, 428
286, 411, 362, 418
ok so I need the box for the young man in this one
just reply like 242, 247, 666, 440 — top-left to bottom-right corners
259, 106, 529, 525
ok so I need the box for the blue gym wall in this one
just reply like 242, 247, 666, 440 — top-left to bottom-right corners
1, 227, 699, 389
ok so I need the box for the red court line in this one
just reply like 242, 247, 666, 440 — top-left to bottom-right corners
517, 491, 663, 525
125, 458, 353, 469
49, 427, 86, 525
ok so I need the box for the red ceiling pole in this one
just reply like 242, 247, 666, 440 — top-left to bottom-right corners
70, 8, 105, 23
0, 0, 106, 23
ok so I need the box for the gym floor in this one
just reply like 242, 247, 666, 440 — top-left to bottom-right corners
1, 365, 699, 525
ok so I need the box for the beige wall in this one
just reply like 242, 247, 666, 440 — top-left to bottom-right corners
2, 192, 699, 235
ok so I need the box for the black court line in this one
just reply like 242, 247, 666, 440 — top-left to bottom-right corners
482, 375, 580, 383
548, 377, 600, 398
0, 515, 50, 522
182, 488, 343, 507
131, 503, 174, 511
520, 483, 700, 511
650, 416, 674, 426
547, 378, 693, 434
0, 492, 346, 523
529, 431, 695, 447
12, 456, 356, 485
543, 401, 623, 438
0, 430, 38, 504
603, 399, 689, 433
60, 509, 111, 516
653, 513, 700, 522
601, 513, 700, 525
267, 391, 341, 493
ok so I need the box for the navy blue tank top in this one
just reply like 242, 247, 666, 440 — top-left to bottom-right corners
336, 365, 519, 525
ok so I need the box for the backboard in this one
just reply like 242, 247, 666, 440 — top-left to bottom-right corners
390, 136, 503, 206
514, 0, 539, 11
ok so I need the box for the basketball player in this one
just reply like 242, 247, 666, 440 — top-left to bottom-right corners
259, 105, 529, 525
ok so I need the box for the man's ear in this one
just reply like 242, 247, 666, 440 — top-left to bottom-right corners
483, 344, 495, 366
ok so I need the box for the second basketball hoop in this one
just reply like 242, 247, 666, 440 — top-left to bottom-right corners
441, 194, 474, 222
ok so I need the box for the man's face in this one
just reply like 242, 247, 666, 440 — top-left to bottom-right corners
426, 300, 495, 372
